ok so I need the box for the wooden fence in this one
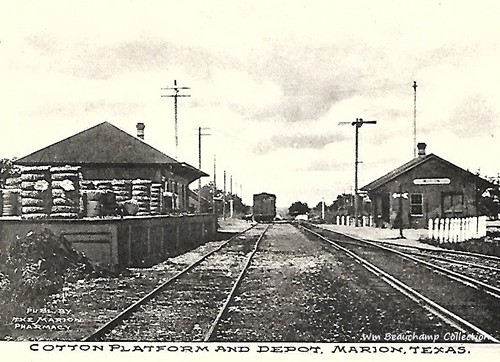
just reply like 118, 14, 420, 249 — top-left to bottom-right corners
427, 216, 488, 243
335, 215, 374, 227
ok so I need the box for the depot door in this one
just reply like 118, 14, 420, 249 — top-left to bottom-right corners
381, 193, 390, 224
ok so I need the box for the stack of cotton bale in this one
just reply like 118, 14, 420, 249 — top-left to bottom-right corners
132, 179, 151, 216
20, 166, 51, 219
80, 180, 95, 192
92, 180, 118, 216
50, 166, 81, 219
150, 183, 162, 215
80, 180, 95, 216
2, 176, 21, 216
93, 180, 113, 192
4, 176, 21, 189
112, 180, 132, 203
83, 189, 102, 217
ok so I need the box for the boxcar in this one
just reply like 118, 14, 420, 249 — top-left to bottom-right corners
253, 192, 276, 222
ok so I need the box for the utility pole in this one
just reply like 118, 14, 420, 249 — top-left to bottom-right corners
161, 80, 191, 158
213, 155, 217, 215
223, 170, 227, 220
229, 175, 234, 218
413, 80, 418, 158
197, 127, 210, 213
398, 185, 405, 238
339, 118, 377, 227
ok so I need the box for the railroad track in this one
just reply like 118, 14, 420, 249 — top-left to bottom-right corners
311, 223, 500, 290
83, 223, 269, 342
366, 240, 500, 288
298, 223, 500, 343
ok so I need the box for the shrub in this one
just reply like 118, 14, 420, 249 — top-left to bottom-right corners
0, 229, 93, 307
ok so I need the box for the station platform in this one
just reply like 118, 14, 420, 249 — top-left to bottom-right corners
317, 224, 446, 251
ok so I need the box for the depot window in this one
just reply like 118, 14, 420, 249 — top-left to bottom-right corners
410, 193, 423, 216
442, 192, 464, 215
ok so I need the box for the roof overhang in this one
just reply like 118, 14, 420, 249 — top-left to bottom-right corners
169, 162, 208, 184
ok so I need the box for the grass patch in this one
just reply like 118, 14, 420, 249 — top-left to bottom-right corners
420, 236, 500, 257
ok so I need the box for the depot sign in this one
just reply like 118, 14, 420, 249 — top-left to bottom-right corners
413, 178, 451, 185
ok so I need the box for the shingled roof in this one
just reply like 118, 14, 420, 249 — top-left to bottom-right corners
361, 153, 493, 191
15, 122, 179, 165
15, 122, 208, 182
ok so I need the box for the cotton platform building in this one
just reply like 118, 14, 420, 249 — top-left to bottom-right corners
0, 122, 216, 269
15, 121, 204, 212
361, 143, 495, 229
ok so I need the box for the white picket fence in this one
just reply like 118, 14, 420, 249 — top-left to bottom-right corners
336, 215, 374, 227
427, 216, 488, 243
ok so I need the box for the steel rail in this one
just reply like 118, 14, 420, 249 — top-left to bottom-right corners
313, 224, 500, 272
317, 225, 500, 262
404, 251, 500, 273
298, 224, 500, 343
311, 224, 500, 299
203, 224, 270, 341
83, 224, 258, 342
369, 238, 500, 262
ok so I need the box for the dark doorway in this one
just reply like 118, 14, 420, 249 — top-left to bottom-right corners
381, 193, 390, 224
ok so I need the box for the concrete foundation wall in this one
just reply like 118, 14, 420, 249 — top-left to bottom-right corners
0, 214, 217, 269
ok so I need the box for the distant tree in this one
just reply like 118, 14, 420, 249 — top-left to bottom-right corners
198, 182, 250, 216
199, 182, 222, 202
331, 193, 354, 215
479, 188, 500, 219
231, 194, 250, 215
288, 201, 310, 217
314, 201, 323, 211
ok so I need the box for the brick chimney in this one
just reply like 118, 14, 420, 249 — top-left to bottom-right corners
136, 122, 145, 140
417, 142, 426, 157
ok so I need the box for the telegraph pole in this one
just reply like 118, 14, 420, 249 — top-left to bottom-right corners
213, 155, 217, 215
413, 81, 418, 158
339, 118, 377, 227
223, 170, 227, 220
229, 175, 234, 218
197, 127, 210, 213
161, 80, 191, 158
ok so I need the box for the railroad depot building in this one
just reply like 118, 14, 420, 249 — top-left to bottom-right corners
361, 143, 495, 229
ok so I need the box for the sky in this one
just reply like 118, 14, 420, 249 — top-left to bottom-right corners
1, 0, 499, 207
